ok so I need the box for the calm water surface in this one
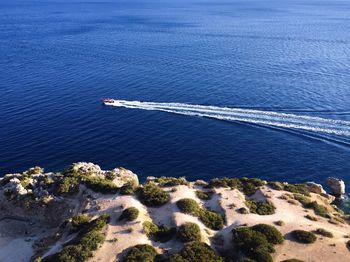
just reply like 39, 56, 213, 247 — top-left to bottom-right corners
1, 0, 350, 191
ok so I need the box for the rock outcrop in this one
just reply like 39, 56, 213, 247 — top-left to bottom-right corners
306, 182, 326, 194
327, 177, 346, 197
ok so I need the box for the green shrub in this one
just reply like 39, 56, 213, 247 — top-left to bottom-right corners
314, 228, 333, 238
119, 207, 139, 222
239, 177, 266, 196
294, 194, 329, 218
176, 198, 200, 215
245, 200, 276, 215
180, 241, 223, 262
86, 213, 110, 232
143, 221, 159, 236
57, 244, 90, 262
177, 222, 201, 242
268, 182, 284, 190
154, 176, 189, 187
274, 220, 285, 226
268, 182, 310, 196
79, 230, 105, 250
232, 227, 270, 252
292, 230, 317, 244
237, 207, 249, 214
120, 181, 137, 195
232, 227, 273, 262
198, 209, 224, 230
232, 225, 284, 262
49, 214, 110, 262
123, 244, 158, 262
251, 224, 284, 244
82, 176, 119, 194
176, 198, 224, 230
208, 177, 265, 196
283, 184, 310, 196
209, 177, 240, 188
142, 221, 176, 242
71, 213, 90, 230
293, 194, 311, 206
138, 183, 169, 206
57, 176, 79, 194
196, 190, 213, 200
281, 259, 304, 262
306, 201, 328, 217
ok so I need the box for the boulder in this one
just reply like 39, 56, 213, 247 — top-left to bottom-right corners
146, 176, 157, 182
194, 180, 208, 186
327, 177, 345, 196
112, 167, 139, 187
306, 182, 326, 194
71, 162, 103, 176
4, 178, 28, 196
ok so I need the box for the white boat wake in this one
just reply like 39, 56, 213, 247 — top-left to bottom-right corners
106, 100, 350, 137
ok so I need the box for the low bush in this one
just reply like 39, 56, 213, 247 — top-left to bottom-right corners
177, 222, 201, 242
294, 194, 328, 218
154, 176, 189, 187
82, 176, 119, 194
57, 244, 91, 261
283, 184, 310, 196
180, 241, 223, 262
208, 177, 265, 196
239, 177, 266, 196
79, 230, 105, 251
119, 181, 137, 195
196, 190, 213, 200
237, 207, 249, 214
209, 177, 240, 188
232, 227, 273, 262
119, 207, 139, 222
291, 230, 317, 244
71, 213, 90, 231
57, 176, 79, 194
274, 220, 285, 226
306, 201, 328, 217
198, 209, 224, 230
123, 244, 158, 262
46, 214, 109, 262
268, 182, 284, 190
176, 198, 200, 215
293, 194, 311, 206
143, 221, 176, 242
245, 200, 276, 215
314, 228, 333, 238
138, 183, 169, 206
176, 198, 224, 230
232, 224, 284, 262
251, 224, 284, 244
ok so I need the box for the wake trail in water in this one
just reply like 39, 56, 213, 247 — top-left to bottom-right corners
107, 100, 350, 137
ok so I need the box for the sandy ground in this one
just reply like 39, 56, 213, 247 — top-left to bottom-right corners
0, 219, 52, 262
1, 184, 349, 262
217, 186, 350, 261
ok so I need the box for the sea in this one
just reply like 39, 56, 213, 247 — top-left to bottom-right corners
1, 0, 350, 200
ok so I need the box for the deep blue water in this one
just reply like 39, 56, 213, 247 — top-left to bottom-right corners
1, 0, 350, 190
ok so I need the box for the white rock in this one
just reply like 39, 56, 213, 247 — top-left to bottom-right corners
306, 182, 326, 194
327, 177, 345, 196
